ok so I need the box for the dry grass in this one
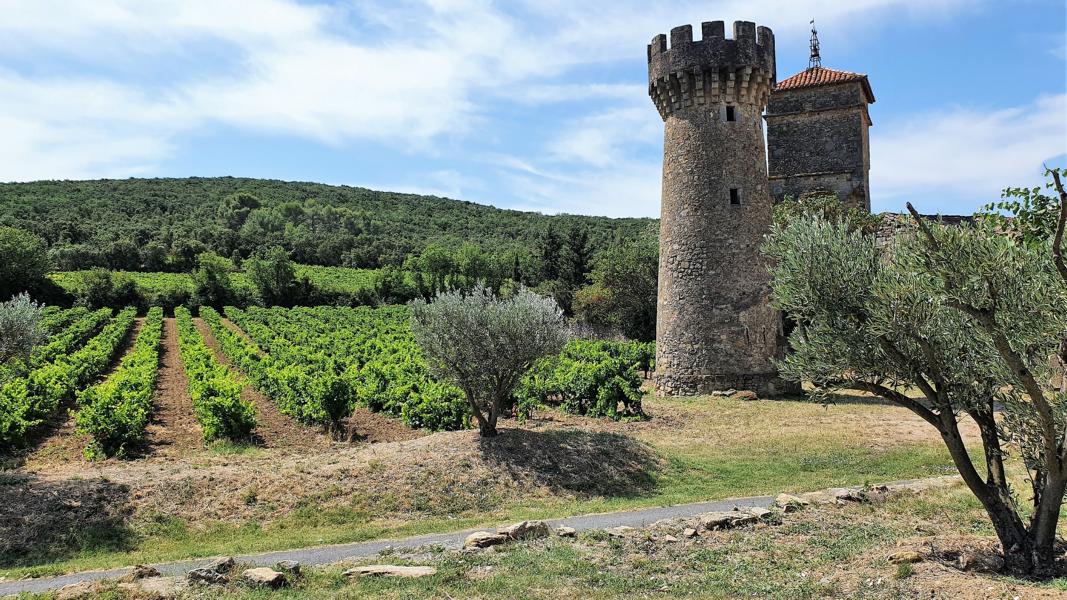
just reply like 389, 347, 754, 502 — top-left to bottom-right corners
1, 395, 964, 578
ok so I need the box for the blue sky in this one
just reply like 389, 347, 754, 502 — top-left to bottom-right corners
0, 0, 1063, 217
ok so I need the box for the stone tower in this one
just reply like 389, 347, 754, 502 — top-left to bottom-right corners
765, 67, 875, 210
648, 21, 789, 397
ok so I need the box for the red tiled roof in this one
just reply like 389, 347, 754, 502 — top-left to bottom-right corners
775, 67, 875, 102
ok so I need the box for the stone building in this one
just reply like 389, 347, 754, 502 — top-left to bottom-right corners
764, 28, 875, 210
647, 21, 794, 397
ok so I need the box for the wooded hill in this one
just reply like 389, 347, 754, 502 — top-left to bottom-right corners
0, 177, 655, 271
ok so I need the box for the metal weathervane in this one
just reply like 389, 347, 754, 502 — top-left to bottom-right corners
809, 19, 822, 69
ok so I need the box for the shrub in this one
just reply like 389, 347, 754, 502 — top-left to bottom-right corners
515, 340, 647, 420
411, 285, 567, 437
0, 293, 45, 365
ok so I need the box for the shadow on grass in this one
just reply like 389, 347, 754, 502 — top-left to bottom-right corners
477, 429, 661, 499
0, 472, 136, 570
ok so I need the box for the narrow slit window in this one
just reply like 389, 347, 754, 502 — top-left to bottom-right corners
725, 105, 736, 122
729, 188, 741, 205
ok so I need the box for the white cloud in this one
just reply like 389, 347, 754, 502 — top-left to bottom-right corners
0, 0, 1020, 221
548, 105, 661, 168
871, 93, 1067, 213
0, 71, 189, 180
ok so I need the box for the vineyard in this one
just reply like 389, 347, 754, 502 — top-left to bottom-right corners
0, 304, 653, 458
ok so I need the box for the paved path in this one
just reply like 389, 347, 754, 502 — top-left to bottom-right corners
0, 477, 955, 596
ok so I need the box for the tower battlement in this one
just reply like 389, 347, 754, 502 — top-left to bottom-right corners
648, 21, 776, 120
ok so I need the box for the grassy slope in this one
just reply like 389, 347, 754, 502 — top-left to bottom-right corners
1, 396, 962, 579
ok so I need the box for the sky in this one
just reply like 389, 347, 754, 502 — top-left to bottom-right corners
0, 0, 1064, 218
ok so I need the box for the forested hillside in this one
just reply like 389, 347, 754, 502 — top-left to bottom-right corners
0, 177, 654, 271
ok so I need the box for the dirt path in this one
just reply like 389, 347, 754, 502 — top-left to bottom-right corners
221, 316, 258, 346
23, 318, 145, 467
143, 317, 202, 457
194, 318, 329, 450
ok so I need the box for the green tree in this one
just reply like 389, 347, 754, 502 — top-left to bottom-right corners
192, 252, 237, 308
575, 230, 659, 341
562, 225, 593, 289
0, 227, 51, 301
536, 226, 562, 283
217, 192, 261, 230
245, 246, 297, 306
453, 242, 488, 292
77, 268, 115, 309
763, 172, 1067, 576
411, 286, 567, 437
981, 167, 1066, 249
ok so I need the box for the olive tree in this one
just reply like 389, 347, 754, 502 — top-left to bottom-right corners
764, 171, 1067, 576
0, 293, 44, 365
410, 285, 567, 437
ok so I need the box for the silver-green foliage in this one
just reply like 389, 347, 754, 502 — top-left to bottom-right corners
0, 293, 44, 365
764, 201, 1067, 576
411, 286, 567, 436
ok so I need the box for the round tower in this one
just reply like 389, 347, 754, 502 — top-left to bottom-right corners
648, 20, 788, 397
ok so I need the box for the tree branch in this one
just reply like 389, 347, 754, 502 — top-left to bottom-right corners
1049, 168, 1067, 285
877, 336, 945, 411
842, 379, 941, 428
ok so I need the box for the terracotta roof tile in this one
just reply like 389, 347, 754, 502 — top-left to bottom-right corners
775, 67, 875, 102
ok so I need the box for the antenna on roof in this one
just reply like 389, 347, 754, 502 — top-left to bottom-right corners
808, 19, 821, 69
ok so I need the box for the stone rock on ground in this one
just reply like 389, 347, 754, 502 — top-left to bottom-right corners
556, 526, 577, 538
888, 550, 924, 564
699, 511, 757, 530
56, 581, 97, 600
345, 565, 438, 578
276, 560, 301, 576
464, 530, 508, 549
605, 526, 638, 537
661, 534, 679, 543
828, 488, 866, 503
498, 520, 550, 540
710, 389, 737, 397
774, 493, 809, 512
748, 507, 773, 519
187, 568, 227, 585
118, 564, 161, 582
683, 527, 698, 538
117, 576, 187, 599
242, 567, 287, 588
204, 556, 236, 573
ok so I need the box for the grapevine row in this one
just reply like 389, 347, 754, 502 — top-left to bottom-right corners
76, 307, 164, 459
173, 307, 256, 442
32, 308, 113, 367
0, 307, 137, 448
515, 340, 653, 420
223, 305, 468, 431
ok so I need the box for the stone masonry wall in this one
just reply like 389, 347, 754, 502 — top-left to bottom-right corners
765, 81, 872, 211
649, 21, 794, 397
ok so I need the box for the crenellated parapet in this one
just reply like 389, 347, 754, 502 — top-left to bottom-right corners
648, 21, 776, 121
